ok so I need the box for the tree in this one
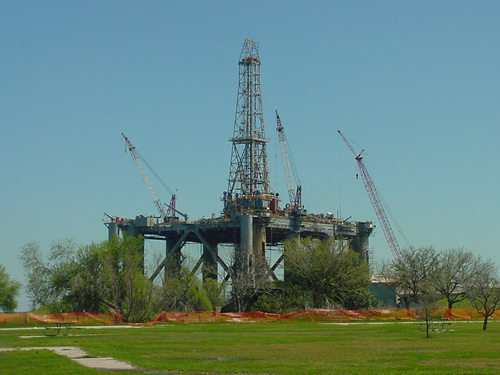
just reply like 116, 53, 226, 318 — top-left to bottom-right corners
155, 265, 217, 312
229, 250, 273, 312
284, 237, 375, 309
0, 265, 21, 312
203, 278, 226, 309
432, 248, 475, 309
251, 292, 285, 313
414, 281, 441, 339
19, 241, 52, 309
90, 236, 154, 322
379, 246, 438, 308
186, 280, 213, 311
19, 240, 79, 310
67, 243, 108, 312
19, 237, 154, 322
465, 258, 500, 330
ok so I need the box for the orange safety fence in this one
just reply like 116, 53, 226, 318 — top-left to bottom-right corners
149, 308, 500, 324
1, 308, 499, 325
0, 312, 122, 325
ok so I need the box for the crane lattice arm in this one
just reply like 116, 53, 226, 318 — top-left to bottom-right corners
338, 130, 402, 260
276, 111, 302, 210
122, 132, 168, 219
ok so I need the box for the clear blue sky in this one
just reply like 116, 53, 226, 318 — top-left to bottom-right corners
1, 1, 499, 311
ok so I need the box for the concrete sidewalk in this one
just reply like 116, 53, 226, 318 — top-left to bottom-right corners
0, 346, 138, 371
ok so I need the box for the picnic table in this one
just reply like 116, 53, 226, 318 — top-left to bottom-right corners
418, 318, 453, 332
44, 322, 74, 336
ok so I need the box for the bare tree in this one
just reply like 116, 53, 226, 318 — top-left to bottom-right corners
465, 258, 500, 330
414, 281, 441, 339
432, 248, 475, 309
229, 248, 273, 312
378, 246, 438, 308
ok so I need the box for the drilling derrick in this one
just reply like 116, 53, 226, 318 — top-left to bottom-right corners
225, 39, 274, 214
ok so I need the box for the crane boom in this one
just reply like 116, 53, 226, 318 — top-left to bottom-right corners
121, 132, 168, 219
337, 130, 402, 260
276, 111, 302, 210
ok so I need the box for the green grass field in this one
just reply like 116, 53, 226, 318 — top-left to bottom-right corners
1, 321, 499, 374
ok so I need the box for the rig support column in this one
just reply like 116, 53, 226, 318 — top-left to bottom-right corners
253, 219, 266, 261
107, 222, 119, 241
351, 223, 372, 264
239, 214, 253, 272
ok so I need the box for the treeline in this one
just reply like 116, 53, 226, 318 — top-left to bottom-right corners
3, 237, 499, 329
15, 237, 376, 321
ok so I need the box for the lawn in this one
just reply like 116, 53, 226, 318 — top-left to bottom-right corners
0, 321, 499, 374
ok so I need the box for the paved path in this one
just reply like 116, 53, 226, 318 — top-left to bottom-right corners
0, 324, 148, 331
319, 320, 483, 325
0, 320, 488, 332
0, 346, 138, 371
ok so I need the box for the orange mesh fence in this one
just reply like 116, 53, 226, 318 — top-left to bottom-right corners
444, 308, 500, 321
151, 308, 500, 323
2, 309, 499, 325
0, 313, 27, 325
152, 311, 220, 323
0, 312, 121, 325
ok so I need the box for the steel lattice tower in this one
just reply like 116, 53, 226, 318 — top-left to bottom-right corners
225, 39, 273, 212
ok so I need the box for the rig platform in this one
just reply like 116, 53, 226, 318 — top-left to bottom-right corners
106, 213, 374, 282
105, 38, 374, 286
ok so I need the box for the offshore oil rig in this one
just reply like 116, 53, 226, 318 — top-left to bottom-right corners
105, 39, 374, 284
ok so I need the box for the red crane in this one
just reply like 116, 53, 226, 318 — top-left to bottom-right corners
338, 130, 402, 260
122, 132, 187, 221
276, 110, 302, 211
